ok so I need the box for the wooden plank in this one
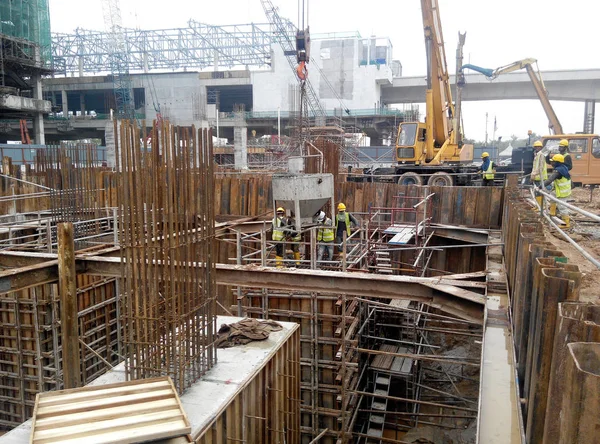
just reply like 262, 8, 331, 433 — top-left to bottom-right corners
34, 399, 179, 429
31, 377, 190, 444
36, 389, 175, 416
33, 409, 184, 440
230, 178, 240, 216
57, 223, 81, 390
38, 380, 172, 406
221, 177, 231, 215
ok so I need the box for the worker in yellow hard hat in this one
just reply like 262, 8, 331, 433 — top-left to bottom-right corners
530, 140, 547, 192
335, 203, 359, 257
543, 154, 572, 228
546, 139, 572, 171
272, 207, 286, 268
316, 211, 334, 266
477, 152, 495, 186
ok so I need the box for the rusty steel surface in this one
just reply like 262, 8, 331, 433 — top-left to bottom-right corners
501, 186, 587, 444
116, 120, 217, 393
558, 343, 600, 444
543, 303, 600, 442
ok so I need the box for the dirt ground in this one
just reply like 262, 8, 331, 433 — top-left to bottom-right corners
544, 187, 600, 303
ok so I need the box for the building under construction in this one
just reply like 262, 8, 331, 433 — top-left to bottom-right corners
0, 0, 52, 144
0, 1, 598, 444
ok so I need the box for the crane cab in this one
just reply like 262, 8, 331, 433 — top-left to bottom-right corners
396, 122, 427, 164
542, 134, 600, 186
395, 121, 473, 165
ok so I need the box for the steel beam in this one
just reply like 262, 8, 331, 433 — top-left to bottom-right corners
0, 251, 484, 323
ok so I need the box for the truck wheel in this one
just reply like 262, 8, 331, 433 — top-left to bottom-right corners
427, 172, 453, 186
397, 172, 423, 186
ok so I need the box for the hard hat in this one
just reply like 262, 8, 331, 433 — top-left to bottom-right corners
559, 139, 569, 147
551, 154, 565, 163
317, 211, 325, 223
481, 152, 490, 158
276, 207, 285, 213
337, 203, 346, 211
533, 141, 543, 147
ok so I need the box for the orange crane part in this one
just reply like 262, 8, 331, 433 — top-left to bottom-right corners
19, 120, 31, 145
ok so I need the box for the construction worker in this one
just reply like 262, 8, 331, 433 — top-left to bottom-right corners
272, 207, 286, 268
335, 203, 359, 250
530, 140, 548, 191
543, 154, 572, 228
546, 139, 573, 171
287, 216, 302, 266
477, 152, 495, 186
316, 211, 334, 265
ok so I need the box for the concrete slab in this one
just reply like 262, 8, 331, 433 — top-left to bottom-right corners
0, 316, 298, 444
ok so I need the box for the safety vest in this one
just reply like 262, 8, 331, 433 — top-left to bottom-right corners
482, 161, 494, 180
532, 152, 548, 181
554, 176, 572, 198
290, 229, 301, 242
317, 218, 334, 242
336, 212, 351, 236
272, 217, 285, 241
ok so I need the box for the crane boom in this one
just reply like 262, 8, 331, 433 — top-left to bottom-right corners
101, 0, 136, 121
461, 59, 563, 135
260, 0, 325, 118
421, 0, 455, 148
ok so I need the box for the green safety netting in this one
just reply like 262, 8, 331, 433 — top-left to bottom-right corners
0, 0, 51, 64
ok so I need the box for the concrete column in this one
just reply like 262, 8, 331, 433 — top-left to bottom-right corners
32, 74, 45, 145
79, 93, 86, 115
61, 90, 68, 117
233, 111, 248, 170
583, 100, 595, 134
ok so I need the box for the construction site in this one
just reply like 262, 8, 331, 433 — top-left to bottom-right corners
0, 0, 598, 443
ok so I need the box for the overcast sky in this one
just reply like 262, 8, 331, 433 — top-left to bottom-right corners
49, 0, 597, 141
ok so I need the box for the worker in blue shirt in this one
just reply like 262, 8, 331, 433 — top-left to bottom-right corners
477, 152, 495, 186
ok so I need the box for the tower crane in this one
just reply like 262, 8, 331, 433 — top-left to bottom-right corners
260, 0, 325, 119
101, 0, 136, 121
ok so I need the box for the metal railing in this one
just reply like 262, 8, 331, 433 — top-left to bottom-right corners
532, 186, 600, 269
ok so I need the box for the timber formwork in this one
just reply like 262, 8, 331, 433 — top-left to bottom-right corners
0, 273, 120, 429
240, 289, 357, 443
197, 325, 301, 444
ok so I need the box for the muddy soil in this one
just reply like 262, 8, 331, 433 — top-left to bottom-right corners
545, 187, 600, 303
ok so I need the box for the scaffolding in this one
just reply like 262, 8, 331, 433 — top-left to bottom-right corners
367, 190, 434, 276
352, 299, 482, 442
0, 142, 115, 252
51, 22, 275, 75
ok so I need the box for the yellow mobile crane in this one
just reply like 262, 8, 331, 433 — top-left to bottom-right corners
393, 0, 476, 186
462, 59, 600, 186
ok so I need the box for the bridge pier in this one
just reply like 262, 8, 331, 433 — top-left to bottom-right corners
32, 74, 45, 145
584, 100, 595, 134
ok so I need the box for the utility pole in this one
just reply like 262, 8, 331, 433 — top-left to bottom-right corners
485, 112, 489, 146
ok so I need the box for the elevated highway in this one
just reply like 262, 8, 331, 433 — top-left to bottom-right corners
381, 69, 600, 103
382, 69, 600, 133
